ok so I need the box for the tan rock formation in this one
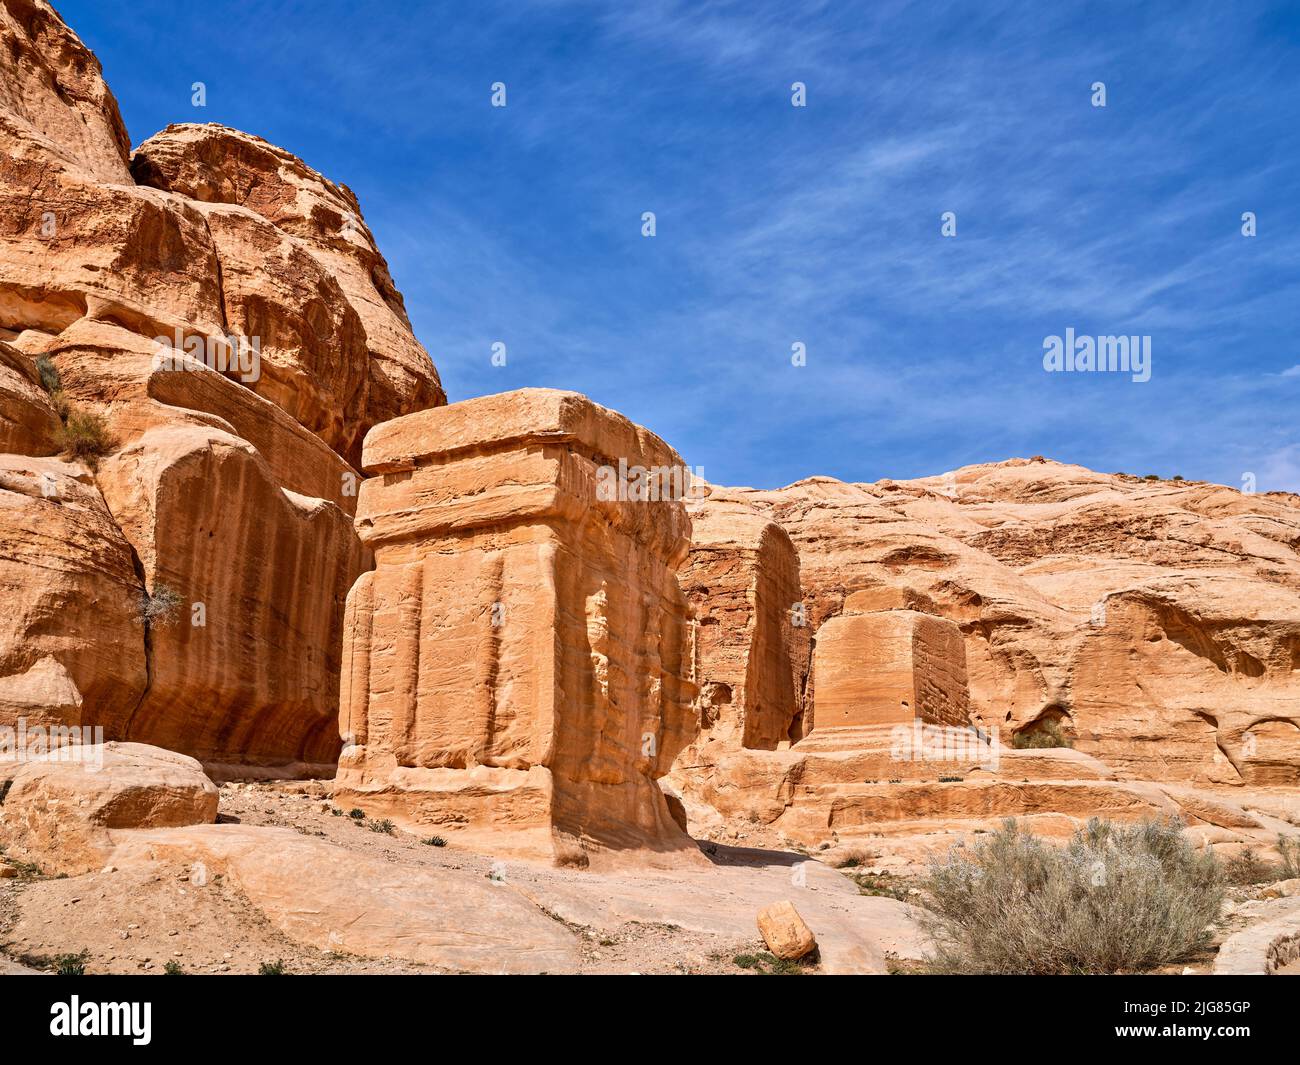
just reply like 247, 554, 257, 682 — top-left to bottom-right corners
96, 424, 366, 772
0, 741, 218, 875
678, 496, 806, 748
0, 1, 439, 772
0, 340, 58, 453
107, 825, 581, 974
685, 461, 1300, 786
756, 899, 817, 960
0, 0, 131, 183
811, 608, 969, 732
670, 461, 1300, 858
335, 389, 699, 866
132, 122, 446, 458
0, 455, 146, 735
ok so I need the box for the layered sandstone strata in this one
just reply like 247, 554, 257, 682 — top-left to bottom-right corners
0, 1, 441, 771
683, 461, 1300, 787
335, 389, 700, 866
669, 461, 1300, 856
677, 497, 806, 748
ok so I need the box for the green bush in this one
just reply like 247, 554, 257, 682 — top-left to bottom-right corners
54, 952, 88, 976
163, 960, 184, 975
919, 817, 1224, 974
732, 951, 806, 975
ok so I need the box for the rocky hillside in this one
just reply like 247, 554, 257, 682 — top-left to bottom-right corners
683, 459, 1300, 787
0, 0, 444, 773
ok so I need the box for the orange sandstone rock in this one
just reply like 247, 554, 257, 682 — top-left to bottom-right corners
756, 900, 817, 960
336, 389, 700, 867
0, 3, 437, 772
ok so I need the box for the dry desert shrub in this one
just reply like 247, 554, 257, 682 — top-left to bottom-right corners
1010, 717, 1073, 749
55, 406, 115, 466
918, 817, 1224, 974
1278, 835, 1300, 880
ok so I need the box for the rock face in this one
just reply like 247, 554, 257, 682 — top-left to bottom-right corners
669, 459, 1300, 853
811, 607, 969, 732
0, 1, 442, 772
131, 122, 446, 460
108, 825, 581, 974
0, 341, 58, 453
678, 498, 806, 748
335, 389, 700, 866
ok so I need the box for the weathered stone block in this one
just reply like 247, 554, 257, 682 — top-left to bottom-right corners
335, 389, 700, 866
811, 609, 970, 731
678, 500, 806, 749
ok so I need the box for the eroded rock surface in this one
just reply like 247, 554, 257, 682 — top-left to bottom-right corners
0, 741, 218, 875
670, 460, 1300, 855
0, 1, 441, 772
335, 389, 699, 866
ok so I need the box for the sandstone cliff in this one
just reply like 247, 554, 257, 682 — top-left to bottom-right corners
0, 0, 443, 772
669, 460, 1300, 853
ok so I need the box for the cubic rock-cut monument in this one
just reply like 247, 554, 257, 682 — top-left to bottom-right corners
808, 587, 970, 736
335, 388, 701, 866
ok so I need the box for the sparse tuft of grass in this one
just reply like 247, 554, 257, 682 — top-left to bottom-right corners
733, 951, 808, 975
369, 818, 395, 835
850, 871, 911, 902
54, 951, 88, 976
348, 808, 365, 820
163, 960, 184, 975
258, 959, 287, 975
1279, 836, 1300, 880
422, 836, 447, 847
1225, 848, 1274, 886
919, 817, 1225, 974
834, 846, 879, 869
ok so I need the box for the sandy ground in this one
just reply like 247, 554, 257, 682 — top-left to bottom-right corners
0, 779, 831, 975
4, 778, 1295, 976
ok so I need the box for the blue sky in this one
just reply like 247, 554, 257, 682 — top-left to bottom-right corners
59, 0, 1300, 490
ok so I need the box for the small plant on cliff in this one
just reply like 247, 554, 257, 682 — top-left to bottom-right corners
348, 808, 365, 820
369, 818, 395, 835
35, 355, 61, 394
1010, 718, 1073, 750
134, 583, 184, 628
918, 817, 1224, 974
163, 960, 184, 975
422, 836, 447, 847
55, 406, 115, 468
258, 959, 287, 975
